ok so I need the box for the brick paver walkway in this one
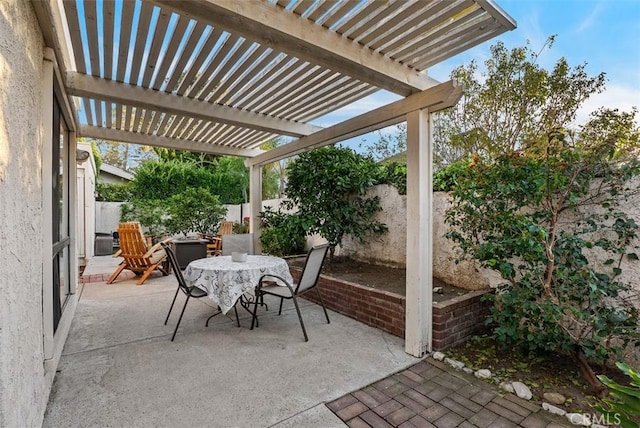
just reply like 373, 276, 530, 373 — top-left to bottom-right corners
327, 358, 569, 428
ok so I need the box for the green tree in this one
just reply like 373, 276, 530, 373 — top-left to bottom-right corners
445, 109, 640, 393
284, 146, 387, 260
360, 123, 407, 163
433, 36, 606, 168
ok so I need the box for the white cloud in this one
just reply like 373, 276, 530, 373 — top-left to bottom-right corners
574, 2, 604, 34
574, 83, 640, 125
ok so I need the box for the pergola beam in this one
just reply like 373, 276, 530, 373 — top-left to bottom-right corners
152, 0, 439, 97
247, 80, 462, 167
79, 126, 264, 158
66, 73, 323, 137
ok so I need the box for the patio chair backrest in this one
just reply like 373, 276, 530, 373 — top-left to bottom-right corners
160, 242, 189, 294
218, 221, 234, 235
296, 243, 329, 294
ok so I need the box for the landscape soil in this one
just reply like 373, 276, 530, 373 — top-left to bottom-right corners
287, 256, 469, 301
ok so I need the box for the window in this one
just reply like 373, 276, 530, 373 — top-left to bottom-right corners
52, 96, 71, 332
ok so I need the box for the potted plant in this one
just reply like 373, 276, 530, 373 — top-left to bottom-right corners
164, 187, 228, 268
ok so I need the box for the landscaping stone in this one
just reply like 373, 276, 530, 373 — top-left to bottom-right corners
542, 402, 566, 416
511, 381, 533, 400
432, 352, 445, 361
542, 392, 566, 405
463, 367, 474, 374
475, 369, 491, 379
433, 286, 443, 294
566, 413, 590, 426
444, 358, 465, 370
499, 382, 514, 394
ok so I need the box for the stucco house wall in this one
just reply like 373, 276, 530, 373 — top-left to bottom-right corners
0, 1, 47, 426
0, 1, 80, 426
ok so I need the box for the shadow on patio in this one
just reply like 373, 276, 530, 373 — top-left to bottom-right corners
42, 256, 418, 427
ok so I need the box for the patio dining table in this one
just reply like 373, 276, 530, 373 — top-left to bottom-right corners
183, 255, 293, 315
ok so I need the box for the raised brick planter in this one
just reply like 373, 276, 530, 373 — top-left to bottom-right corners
291, 268, 492, 351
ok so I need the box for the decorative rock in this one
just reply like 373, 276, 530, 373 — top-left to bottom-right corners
433, 287, 443, 294
475, 369, 492, 379
499, 382, 514, 394
566, 413, 590, 426
542, 402, 566, 416
444, 358, 465, 370
432, 352, 445, 361
463, 367, 474, 374
542, 392, 566, 405
511, 381, 533, 400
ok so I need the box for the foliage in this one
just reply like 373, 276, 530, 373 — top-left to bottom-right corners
433, 159, 473, 192
91, 142, 102, 173
153, 146, 281, 200
95, 181, 132, 202
445, 110, 640, 390
233, 217, 250, 234
129, 158, 252, 204
596, 362, 640, 428
259, 207, 307, 257
164, 188, 227, 237
285, 146, 387, 259
377, 161, 407, 195
93, 139, 156, 170
360, 123, 407, 162
120, 198, 167, 238
433, 36, 606, 169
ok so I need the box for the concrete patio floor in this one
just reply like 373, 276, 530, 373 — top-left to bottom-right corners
44, 256, 570, 428
43, 257, 419, 427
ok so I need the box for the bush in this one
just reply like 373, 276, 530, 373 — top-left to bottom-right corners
120, 198, 168, 239
445, 127, 640, 392
285, 146, 387, 260
377, 161, 407, 194
164, 187, 227, 237
433, 159, 473, 191
259, 207, 307, 257
96, 181, 132, 202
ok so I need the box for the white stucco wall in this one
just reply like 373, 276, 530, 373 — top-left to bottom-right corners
0, 1, 48, 426
342, 183, 640, 295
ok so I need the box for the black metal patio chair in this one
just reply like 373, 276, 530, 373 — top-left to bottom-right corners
160, 242, 239, 341
250, 243, 331, 342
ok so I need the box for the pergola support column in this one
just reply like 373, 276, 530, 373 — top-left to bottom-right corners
249, 165, 262, 254
405, 108, 433, 357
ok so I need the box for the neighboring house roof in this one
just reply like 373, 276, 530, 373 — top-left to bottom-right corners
100, 164, 133, 182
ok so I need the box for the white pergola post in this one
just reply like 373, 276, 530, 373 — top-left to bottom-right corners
249, 164, 262, 254
405, 108, 433, 357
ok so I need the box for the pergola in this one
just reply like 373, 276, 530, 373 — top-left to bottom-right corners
34, 0, 515, 357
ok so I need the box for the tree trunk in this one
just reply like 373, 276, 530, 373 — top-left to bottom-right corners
572, 350, 606, 397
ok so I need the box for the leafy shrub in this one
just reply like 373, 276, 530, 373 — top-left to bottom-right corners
285, 146, 387, 259
120, 198, 168, 239
233, 217, 250, 234
164, 187, 227, 237
445, 126, 640, 391
259, 207, 307, 257
377, 161, 407, 194
96, 181, 132, 202
433, 159, 473, 191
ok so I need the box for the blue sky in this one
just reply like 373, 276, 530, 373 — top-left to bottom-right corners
318, 0, 640, 150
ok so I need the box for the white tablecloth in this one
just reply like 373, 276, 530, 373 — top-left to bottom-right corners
184, 255, 293, 314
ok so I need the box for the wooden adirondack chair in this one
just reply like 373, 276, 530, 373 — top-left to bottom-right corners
201, 221, 235, 257
106, 222, 171, 285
